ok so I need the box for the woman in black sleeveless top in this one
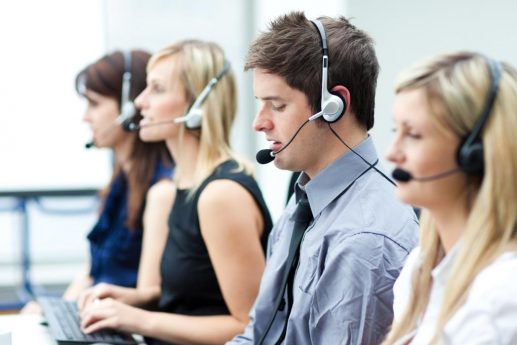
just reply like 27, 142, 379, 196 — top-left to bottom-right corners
80, 40, 273, 345
160, 159, 271, 320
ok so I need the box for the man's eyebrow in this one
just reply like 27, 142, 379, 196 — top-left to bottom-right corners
256, 96, 285, 101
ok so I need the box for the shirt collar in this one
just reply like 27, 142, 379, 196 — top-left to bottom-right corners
294, 136, 379, 217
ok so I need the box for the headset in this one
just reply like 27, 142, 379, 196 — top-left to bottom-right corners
175, 60, 231, 129
118, 50, 138, 131
84, 51, 136, 148
456, 56, 502, 175
310, 19, 346, 123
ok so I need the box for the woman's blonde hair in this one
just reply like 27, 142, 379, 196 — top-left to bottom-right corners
383, 52, 517, 344
148, 39, 252, 190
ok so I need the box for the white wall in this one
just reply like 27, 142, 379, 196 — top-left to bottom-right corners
348, 0, 517, 170
0, 0, 108, 288
0, 0, 111, 192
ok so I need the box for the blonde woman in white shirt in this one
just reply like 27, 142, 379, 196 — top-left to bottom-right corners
383, 52, 517, 345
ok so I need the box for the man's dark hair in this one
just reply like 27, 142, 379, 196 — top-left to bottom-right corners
245, 11, 379, 130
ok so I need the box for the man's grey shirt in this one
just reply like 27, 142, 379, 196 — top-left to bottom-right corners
227, 137, 419, 345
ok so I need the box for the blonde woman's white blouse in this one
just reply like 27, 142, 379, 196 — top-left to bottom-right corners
392, 246, 517, 345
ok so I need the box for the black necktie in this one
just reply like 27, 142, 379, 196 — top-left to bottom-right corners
258, 193, 313, 345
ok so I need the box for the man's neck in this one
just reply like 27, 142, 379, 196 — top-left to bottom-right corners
305, 124, 368, 178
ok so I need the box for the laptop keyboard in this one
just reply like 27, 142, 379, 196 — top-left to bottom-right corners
38, 296, 138, 345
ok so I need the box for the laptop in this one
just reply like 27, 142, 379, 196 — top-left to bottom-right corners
38, 296, 138, 345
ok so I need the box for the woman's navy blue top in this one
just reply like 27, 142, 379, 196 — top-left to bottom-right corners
87, 162, 172, 287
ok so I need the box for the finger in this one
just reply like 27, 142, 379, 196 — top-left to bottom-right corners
83, 293, 99, 311
82, 317, 117, 334
77, 290, 93, 311
80, 306, 108, 329
95, 283, 111, 299
80, 298, 117, 326
79, 284, 111, 311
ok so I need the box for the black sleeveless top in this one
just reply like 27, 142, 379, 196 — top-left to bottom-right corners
148, 160, 272, 344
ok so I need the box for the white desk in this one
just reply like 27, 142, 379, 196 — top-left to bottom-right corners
0, 314, 145, 345
0, 314, 56, 345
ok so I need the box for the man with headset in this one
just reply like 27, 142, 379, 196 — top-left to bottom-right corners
227, 12, 418, 344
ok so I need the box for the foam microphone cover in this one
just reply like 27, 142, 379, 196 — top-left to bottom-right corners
392, 168, 411, 182
256, 149, 275, 164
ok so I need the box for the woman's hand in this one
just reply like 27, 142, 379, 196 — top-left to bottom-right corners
80, 298, 145, 334
77, 283, 133, 311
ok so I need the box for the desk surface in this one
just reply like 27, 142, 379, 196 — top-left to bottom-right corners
0, 314, 56, 345
0, 314, 145, 345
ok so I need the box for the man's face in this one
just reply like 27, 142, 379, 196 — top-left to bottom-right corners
252, 68, 324, 176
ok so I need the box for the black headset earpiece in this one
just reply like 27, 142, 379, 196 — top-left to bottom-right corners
310, 19, 346, 123
118, 50, 137, 131
175, 61, 231, 129
456, 56, 503, 175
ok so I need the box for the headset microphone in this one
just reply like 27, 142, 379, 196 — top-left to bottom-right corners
255, 118, 312, 164
392, 167, 461, 182
126, 118, 178, 132
256, 149, 275, 164
85, 141, 95, 149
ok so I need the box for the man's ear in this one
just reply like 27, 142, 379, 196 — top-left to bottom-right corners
330, 85, 350, 114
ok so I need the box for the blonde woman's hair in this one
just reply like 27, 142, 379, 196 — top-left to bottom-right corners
382, 52, 517, 344
148, 40, 253, 190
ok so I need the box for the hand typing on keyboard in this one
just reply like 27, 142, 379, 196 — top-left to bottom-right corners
77, 283, 132, 311
80, 297, 149, 336
38, 296, 138, 345
77, 282, 153, 312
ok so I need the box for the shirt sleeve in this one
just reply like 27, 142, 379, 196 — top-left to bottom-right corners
441, 255, 517, 345
308, 231, 411, 345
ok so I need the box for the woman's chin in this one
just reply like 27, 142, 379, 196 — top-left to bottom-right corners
395, 188, 417, 206
139, 129, 164, 142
